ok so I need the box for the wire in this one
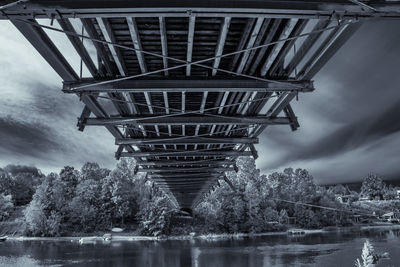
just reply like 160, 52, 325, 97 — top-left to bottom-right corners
91, 92, 280, 122
13, 18, 354, 91
269, 197, 377, 218
68, 20, 354, 91
347, 0, 377, 12
0, 0, 28, 11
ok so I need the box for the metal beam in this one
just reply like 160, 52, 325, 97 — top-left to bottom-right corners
86, 115, 291, 126
3, 1, 400, 20
159, 16, 169, 76
269, 19, 308, 76
301, 22, 362, 79
230, 18, 255, 70
236, 17, 264, 74
150, 173, 224, 178
126, 16, 147, 73
249, 18, 281, 75
96, 17, 127, 76
138, 160, 235, 166
11, 19, 78, 81
243, 18, 271, 73
260, 18, 298, 76
116, 137, 257, 145
77, 105, 91, 131
139, 167, 234, 173
57, 18, 100, 77
212, 17, 231, 76
120, 150, 252, 157
81, 18, 114, 75
63, 79, 314, 93
152, 176, 216, 181
251, 92, 297, 137
186, 16, 196, 76
284, 19, 331, 77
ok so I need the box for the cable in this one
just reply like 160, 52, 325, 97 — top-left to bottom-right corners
0, 0, 28, 11
269, 197, 377, 218
13, 18, 354, 91
347, 0, 377, 12
91, 92, 280, 121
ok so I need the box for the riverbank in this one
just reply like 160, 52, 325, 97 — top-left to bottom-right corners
5, 223, 400, 242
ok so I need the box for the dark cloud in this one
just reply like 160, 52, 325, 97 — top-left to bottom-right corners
267, 98, 400, 169
0, 115, 62, 158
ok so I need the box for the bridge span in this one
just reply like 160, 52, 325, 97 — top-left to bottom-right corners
2, 0, 400, 210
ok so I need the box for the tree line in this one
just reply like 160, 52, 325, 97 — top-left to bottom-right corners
0, 157, 398, 237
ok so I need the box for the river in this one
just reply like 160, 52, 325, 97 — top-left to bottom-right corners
0, 228, 399, 266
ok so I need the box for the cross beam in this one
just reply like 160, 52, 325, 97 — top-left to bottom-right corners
150, 173, 224, 178
3, 1, 400, 20
85, 115, 292, 126
139, 167, 234, 173
137, 160, 235, 166
116, 137, 257, 145
63, 79, 314, 93
119, 151, 252, 158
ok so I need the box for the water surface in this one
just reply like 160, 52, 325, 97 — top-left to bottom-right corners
1, 229, 399, 266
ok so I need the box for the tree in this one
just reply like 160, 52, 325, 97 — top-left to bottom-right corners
69, 178, 102, 232
361, 174, 386, 200
0, 168, 12, 195
4, 165, 44, 205
136, 180, 175, 236
0, 194, 14, 221
329, 184, 348, 195
383, 184, 397, 200
80, 162, 110, 181
100, 159, 139, 226
24, 173, 66, 236
59, 166, 79, 200
10, 173, 36, 205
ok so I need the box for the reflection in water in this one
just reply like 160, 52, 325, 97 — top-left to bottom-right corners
0, 229, 399, 267
191, 247, 201, 267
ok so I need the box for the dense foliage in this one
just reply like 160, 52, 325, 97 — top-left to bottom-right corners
22, 159, 175, 236
194, 157, 354, 233
0, 193, 14, 221
2, 157, 398, 237
0, 166, 43, 206
360, 173, 398, 200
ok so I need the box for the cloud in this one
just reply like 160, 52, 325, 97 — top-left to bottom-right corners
0, 116, 62, 158
256, 20, 400, 183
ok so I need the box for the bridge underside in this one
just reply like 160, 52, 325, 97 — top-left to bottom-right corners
3, 0, 400, 209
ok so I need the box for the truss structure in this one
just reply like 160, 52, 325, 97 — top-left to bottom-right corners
3, 0, 400, 210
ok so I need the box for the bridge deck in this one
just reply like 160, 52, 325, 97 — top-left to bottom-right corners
3, 0, 400, 209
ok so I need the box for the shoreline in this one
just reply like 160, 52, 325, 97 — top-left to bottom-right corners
5, 224, 400, 242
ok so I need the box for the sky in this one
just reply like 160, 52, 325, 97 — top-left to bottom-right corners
0, 19, 399, 185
